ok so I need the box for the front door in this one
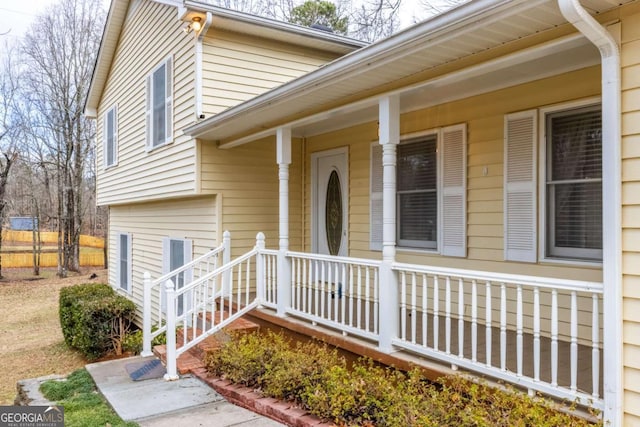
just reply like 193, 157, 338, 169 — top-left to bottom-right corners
312, 148, 348, 256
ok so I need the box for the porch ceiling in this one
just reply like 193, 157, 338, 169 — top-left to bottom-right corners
185, 0, 634, 146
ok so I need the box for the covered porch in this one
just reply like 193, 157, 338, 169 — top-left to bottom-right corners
176, 0, 629, 420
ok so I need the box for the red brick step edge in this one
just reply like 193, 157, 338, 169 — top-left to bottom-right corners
192, 368, 335, 427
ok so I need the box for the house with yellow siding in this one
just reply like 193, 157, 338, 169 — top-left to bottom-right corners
85, 0, 640, 424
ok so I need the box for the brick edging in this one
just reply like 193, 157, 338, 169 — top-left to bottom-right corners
192, 368, 334, 427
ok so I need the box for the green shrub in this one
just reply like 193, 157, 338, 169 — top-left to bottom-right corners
59, 283, 136, 360
122, 327, 167, 355
205, 331, 601, 427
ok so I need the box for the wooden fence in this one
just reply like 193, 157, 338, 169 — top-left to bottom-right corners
1, 230, 105, 267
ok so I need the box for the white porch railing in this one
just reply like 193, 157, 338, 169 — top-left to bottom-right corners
141, 231, 231, 358
286, 251, 381, 341
142, 231, 604, 410
392, 262, 604, 410
143, 232, 266, 379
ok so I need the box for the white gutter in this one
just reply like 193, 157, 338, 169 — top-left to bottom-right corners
195, 11, 212, 120
557, 1, 622, 425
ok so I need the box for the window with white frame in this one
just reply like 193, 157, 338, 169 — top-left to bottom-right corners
397, 135, 438, 249
545, 104, 602, 261
104, 106, 117, 168
162, 237, 192, 315
116, 233, 132, 292
146, 57, 173, 149
503, 102, 602, 264
370, 124, 466, 256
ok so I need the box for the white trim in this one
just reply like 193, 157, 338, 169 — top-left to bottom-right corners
537, 97, 602, 266
311, 147, 349, 256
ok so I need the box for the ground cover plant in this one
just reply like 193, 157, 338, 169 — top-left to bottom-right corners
40, 368, 138, 427
205, 331, 602, 427
0, 267, 106, 404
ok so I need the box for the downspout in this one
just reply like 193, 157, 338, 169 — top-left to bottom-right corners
557, 1, 622, 425
195, 12, 213, 120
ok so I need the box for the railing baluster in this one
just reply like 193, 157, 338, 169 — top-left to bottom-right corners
334, 263, 339, 323
571, 291, 578, 392
500, 283, 507, 372
517, 284, 523, 377
411, 273, 417, 344
341, 264, 347, 326
533, 286, 540, 382
458, 278, 464, 359
365, 267, 370, 332
485, 281, 491, 367
357, 266, 362, 329
401, 272, 407, 341
551, 289, 558, 387
314, 260, 319, 317
321, 260, 326, 319
374, 268, 379, 335
592, 293, 600, 398
471, 279, 477, 363
349, 265, 354, 327
433, 276, 439, 351
422, 274, 427, 347
445, 276, 451, 357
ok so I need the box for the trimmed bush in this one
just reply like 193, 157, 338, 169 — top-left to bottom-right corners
205, 331, 601, 427
59, 283, 136, 360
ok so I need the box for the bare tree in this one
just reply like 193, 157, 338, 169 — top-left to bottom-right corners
0, 42, 22, 279
20, 0, 105, 276
349, 0, 400, 42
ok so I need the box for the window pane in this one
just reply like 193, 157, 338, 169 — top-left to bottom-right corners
119, 234, 128, 289
397, 137, 437, 192
551, 182, 602, 250
152, 64, 166, 145
398, 192, 437, 244
550, 109, 601, 181
546, 106, 602, 260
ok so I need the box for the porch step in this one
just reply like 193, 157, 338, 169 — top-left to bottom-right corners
152, 316, 260, 375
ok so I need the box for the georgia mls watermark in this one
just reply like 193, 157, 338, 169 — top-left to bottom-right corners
0, 406, 64, 427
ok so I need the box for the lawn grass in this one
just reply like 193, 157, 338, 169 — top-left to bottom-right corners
0, 267, 107, 404
40, 369, 138, 427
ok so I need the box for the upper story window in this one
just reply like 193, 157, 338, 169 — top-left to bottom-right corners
146, 57, 173, 150
103, 106, 117, 168
544, 105, 602, 261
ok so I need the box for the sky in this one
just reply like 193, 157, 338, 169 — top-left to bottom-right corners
0, 0, 454, 43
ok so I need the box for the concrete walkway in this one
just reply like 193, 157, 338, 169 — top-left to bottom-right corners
86, 355, 283, 427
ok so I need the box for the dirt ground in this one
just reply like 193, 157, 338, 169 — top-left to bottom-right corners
0, 267, 108, 404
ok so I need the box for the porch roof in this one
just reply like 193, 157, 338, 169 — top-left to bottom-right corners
185, 0, 634, 147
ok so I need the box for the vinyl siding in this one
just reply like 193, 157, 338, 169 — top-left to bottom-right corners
201, 29, 338, 116
199, 138, 303, 258
621, 5, 640, 424
109, 196, 217, 320
96, 0, 197, 205
301, 67, 602, 344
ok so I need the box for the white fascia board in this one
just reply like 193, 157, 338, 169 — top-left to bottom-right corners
185, 0, 542, 138
184, 0, 366, 50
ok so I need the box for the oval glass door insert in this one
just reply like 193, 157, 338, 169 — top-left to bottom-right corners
325, 170, 343, 256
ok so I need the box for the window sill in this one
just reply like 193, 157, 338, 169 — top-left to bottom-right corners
145, 140, 173, 153
396, 247, 440, 256
538, 256, 602, 268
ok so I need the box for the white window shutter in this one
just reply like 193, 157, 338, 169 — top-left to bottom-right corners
165, 57, 173, 143
146, 74, 152, 148
115, 233, 122, 289
370, 143, 383, 251
103, 112, 108, 169
162, 237, 170, 275
183, 238, 193, 284
504, 110, 537, 262
126, 233, 132, 293
441, 124, 467, 257
113, 107, 118, 166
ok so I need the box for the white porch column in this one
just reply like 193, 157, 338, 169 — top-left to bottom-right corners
276, 127, 292, 316
378, 95, 400, 353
